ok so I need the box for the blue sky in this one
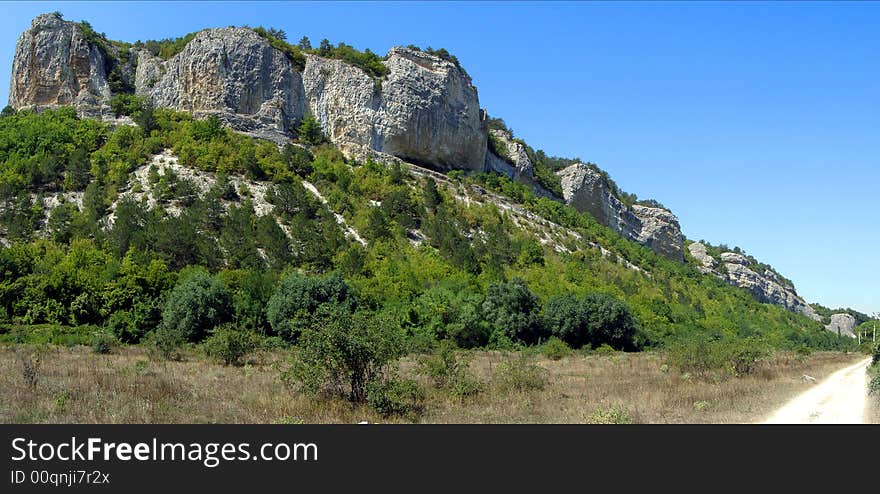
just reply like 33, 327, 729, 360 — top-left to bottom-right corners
2, 2, 878, 315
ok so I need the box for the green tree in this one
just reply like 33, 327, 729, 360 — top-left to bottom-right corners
266, 273, 358, 341
160, 269, 234, 343
280, 308, 405, 402
482, 278, 546, 345
297, 114, 325, 145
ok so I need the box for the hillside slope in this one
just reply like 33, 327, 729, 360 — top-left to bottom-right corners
1, 13, 860, 348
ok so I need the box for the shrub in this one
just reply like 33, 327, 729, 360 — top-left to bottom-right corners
366, 377, 425, 418
416, 341, 484, 400
279, 309, 405, 402
202, 325, 260, 366
266, 273, 358, 342
585, 406, 633, 424
495, 354, 547, 392
297, 114, 326, 146
90, 329, 117, 354
594, 343, 617, 356
482, 278, 546, 345
160, 269, 234, 343
724, 339, 770, 377
544, 292, 639, 350
542, 337, 571, 360
666, 337, 770, 377
145, 325, 185, 361
872, 341, 880, 366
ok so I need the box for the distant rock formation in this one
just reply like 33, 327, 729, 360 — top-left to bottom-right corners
9, 15, 486, 170
484, 129, 555, 198
145, 27, 305, 141
557, 163, 683, 261
687, 242, 821, 320
826, 313, 856, 338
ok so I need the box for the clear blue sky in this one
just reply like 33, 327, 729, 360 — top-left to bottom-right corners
2, 2, 878, 315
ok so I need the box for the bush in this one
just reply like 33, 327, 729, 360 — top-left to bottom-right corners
872, 341, 880, 366
541, 337, 571, 360
266, 273, 358, 342
279, 309, 405, 402
724, 339, 770, 376
482, 278, 546, 345
161, 269, 234, 343
366, 377, 425, 418
585, 406, 633, 424
666, 337, 770, 377
90, 329, 117, 354
416, 341, 484, 400
495, 354, 547, 392
202, 325, 260, 366
297, 114, 326, 146
145, 325, 185, 361
544, 292, 639, 350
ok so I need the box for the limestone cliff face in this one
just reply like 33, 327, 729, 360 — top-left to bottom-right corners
145, 28, 305, 140
301, 47, 487, 171
557, 163, 683, 260
484, 129, 555, 198
301, 54, 378, 155
688, 242, 821, 320
8, 13, 112, 118
826, 313, 856, 338
631, 205, 683, 262
10, 18, 485, 169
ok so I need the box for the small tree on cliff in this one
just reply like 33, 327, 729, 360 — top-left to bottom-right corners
297, 114, 325, 146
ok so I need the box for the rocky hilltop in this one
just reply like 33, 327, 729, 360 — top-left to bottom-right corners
557, 163, 683, 261
9, 14, 113, 118
8, 13, 834, 320
687, 242, 821, 322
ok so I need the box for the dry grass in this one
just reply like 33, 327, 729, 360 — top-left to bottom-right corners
0, 344, 867, 424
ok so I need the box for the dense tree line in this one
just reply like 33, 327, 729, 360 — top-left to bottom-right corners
0, 108, 856, 356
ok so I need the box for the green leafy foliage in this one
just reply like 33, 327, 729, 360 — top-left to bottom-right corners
160, 269, 234, 343
202, 324, 260, 366
266, 273, 357, 342
280, 308, 406, 402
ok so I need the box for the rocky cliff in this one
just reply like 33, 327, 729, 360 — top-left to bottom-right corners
557, 163, 683, 261
825, 313, 856, 338
9, 14, 113, 118
302, 47, 486, 171
9, 15, 487, 169
145, 27, 305, 141
687, 242, 821, 321
484, 129, 555, 198
9, 13, 838, 322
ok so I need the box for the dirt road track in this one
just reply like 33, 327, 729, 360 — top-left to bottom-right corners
760, 357, 871, 424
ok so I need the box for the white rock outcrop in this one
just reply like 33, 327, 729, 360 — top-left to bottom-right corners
9, 13, 113, 118
557, 163, 683, 261
687, 242, 821, 321
826, 313, 856, 338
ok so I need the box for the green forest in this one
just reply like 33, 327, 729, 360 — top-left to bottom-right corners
0, 106, 856, 360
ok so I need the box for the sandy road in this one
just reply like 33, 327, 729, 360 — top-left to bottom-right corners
760, 357, 871, 424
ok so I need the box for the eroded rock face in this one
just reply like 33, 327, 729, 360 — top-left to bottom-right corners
378, 47, 486, 170
301, 54, 379, 156
826, 313, 856, 338
687, 242, 717, 274
631, 205, 683, 262
486, 129, 533, 178
688, 242, 821, 321
10, 17, 488, 172
9, 13, 112, 117
301, 47, 487, 171
557, 163, 683, 260
146, 28, 305, 139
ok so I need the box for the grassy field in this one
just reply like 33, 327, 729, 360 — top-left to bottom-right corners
1, 344, 869, 424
